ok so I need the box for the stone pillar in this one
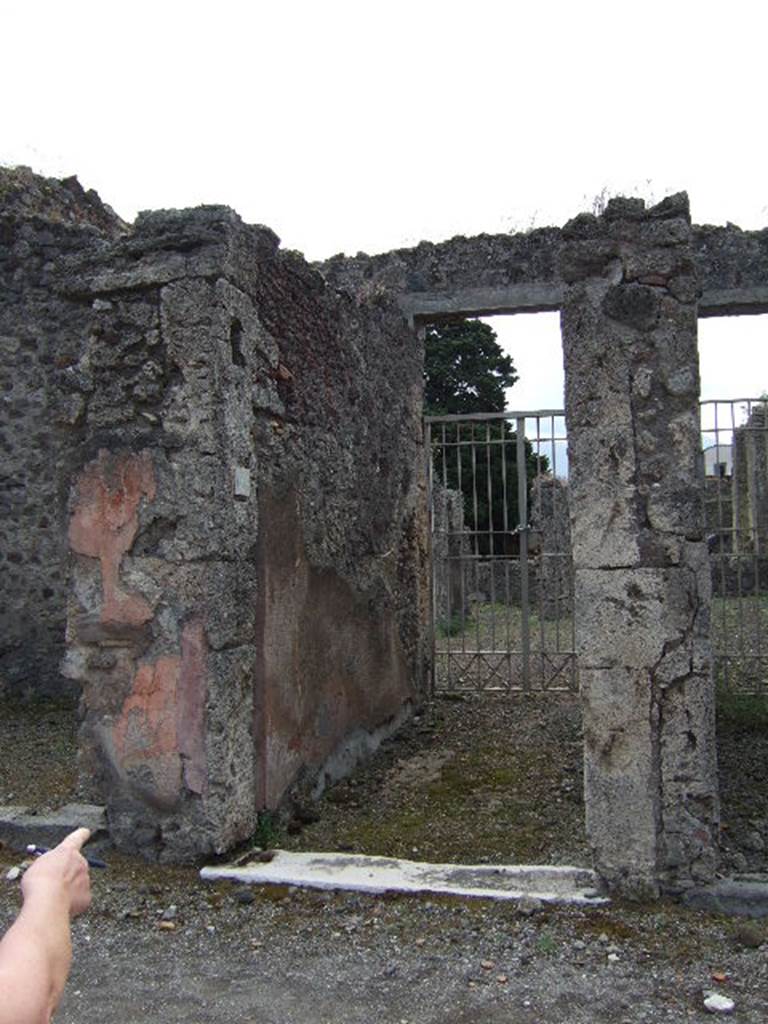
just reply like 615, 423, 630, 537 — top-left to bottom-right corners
59, 205, 428, 861
61, 212, 267, 861
531, 476, 572, 621
431, 481, 467, 630
560, 194, 719, 898
733, 404, 768, 554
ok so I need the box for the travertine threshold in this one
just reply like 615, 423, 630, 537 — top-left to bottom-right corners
201, 849, 608, 905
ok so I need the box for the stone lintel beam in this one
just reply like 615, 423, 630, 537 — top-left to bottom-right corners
698, 286, 768, 317
404, 283, 563, 322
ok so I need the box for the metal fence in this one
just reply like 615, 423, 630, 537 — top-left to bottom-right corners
426, 410, 575, 694
427, 399, 768, 695
701, 398, 768, 693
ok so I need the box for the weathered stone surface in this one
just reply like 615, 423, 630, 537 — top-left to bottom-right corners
732, 404, 768, 554
317, 205, 768, 319
683, 878, 768, 918
561, 193, 719, 898
43, 202, 429, 861
530, 477, 572, 621
6, 168, 768, 891
431, 482, 467, 629
0, 802, 107, 852
319, 228, 564, 319
0, 168, 125, 698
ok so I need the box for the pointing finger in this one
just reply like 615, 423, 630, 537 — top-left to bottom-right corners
59, 827, 92, 851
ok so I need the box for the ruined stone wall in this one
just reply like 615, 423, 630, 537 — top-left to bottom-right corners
530, 477, 572, 621
52, 206, 428, 861
732, 404, 768, 555
560, 194, 719, 897
0, 168, 125, 697
430, 482, 467, 629
318, 221, 768, 320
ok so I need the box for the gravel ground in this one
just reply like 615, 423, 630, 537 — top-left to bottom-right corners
2, 692, 768, 1022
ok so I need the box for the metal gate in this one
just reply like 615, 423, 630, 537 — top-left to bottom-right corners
426, 399, 768, 696
426, 410, 575, 694
701, 398, 768, 693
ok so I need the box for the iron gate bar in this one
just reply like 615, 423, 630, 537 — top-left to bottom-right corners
516, 417, 530, 693
427, 408, 576, 694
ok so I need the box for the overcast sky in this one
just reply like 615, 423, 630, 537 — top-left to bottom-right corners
2, 0, 766, 410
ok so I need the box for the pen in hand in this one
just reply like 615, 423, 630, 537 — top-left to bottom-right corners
26, 844, 108, 870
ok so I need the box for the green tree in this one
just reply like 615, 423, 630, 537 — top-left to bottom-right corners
424, 319, 518, 417
424, 318, 547, 554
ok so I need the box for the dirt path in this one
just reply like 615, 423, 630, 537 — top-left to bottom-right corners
2, 693, 768, 1022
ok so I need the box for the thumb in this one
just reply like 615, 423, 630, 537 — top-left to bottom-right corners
58, 827, 92, 852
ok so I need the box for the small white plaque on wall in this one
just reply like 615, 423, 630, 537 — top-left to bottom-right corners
234, 467, 251, 500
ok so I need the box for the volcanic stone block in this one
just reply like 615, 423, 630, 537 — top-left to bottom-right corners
561, 193, 719, 898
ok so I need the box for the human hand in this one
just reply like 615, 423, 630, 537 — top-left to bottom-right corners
21, 828, 92, 919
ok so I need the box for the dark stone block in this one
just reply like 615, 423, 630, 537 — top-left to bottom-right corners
682, 879, 768, 918
602, 282, 661, 331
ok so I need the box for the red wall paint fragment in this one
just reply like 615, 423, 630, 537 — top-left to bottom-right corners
111, 621, 209, 804
112, 654, 183, 804
69, 450, 156, 625
178, 620, 208, 795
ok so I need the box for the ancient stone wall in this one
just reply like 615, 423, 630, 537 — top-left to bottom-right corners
319, 220, 768, 320
430, 482, 467, 630
530, 477, 572, 621
1, 175, 429, 861
0, 168, 125, 697
560, 194, 719, 897
60, 208, 429, 860
732, 404, 768, 555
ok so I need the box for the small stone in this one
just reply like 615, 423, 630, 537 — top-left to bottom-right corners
734, 921, 763, 949
496, 974, 508, 984
480, 959, 495, 970
4, 866, 21, 881
161, 905, 177, 922
158, 920, 176, 931
742, 830, 765, 852
414, 937, 426, 946
517, 895, 544, 916
598, 932, 610, 944
607, 952, 620, 963
703, 992, 735, 1014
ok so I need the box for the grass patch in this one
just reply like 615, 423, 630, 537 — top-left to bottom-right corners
437, 613, 472, 638
252, 811, 283, 849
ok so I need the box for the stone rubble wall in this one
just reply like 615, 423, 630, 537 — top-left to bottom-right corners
430, 482, 468, 629
560, 194, 719, 898
1, 175, 429, 861
732, 405, 768, 555
318, 221, 768, 319
0, 168, 126, 698
530, 476, 572, 622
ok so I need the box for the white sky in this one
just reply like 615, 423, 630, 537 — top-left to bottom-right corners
2, 0, 767, 409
